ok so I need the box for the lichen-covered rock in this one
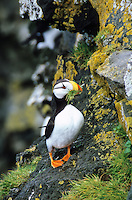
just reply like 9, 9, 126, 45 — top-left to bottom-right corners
51, 0, 99, 34
90, 0, 132, 41
96, 50, 132, 99
19, 0, 99, 35
87, 0, 132, 74
115, 99, 132, 144
19, 0, 43, 21
13, 0, 132, 199
86, 0, 132, 147
5, 67, 118, 200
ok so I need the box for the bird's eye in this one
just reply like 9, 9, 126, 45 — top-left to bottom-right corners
62, 84, 66, 89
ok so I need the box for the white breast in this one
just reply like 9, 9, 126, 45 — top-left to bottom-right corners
46, 105, 84, 152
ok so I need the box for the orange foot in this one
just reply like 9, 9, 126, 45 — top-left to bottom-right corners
62, 146, 71, 162
49, 153, 63, 168
51, 159, 64, 168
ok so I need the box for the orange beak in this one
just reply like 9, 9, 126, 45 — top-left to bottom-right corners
77, 84, 83, 92
69, 80, 83, 93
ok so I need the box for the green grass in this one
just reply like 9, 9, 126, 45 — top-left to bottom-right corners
0, 156, 41, 198
62, 175, 130, 200
70, 40, 96, 69
94, 28, 110, 45
62, 124, 132, 200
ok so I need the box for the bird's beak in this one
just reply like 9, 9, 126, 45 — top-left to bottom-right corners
69, 81, 83, 92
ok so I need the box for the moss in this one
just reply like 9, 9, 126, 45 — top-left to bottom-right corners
24, 145, 36, 153
62, 157, 131, 199
0, 156, 41, 198
71, 40, 95, 69
62, 124, 132, 200
94, 25, 111, 47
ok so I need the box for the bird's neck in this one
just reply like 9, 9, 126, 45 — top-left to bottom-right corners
52, 94, 67, 116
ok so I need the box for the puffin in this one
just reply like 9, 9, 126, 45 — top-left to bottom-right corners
45, 79, 84, 168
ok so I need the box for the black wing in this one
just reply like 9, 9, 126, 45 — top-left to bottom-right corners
45, 116, 55, 139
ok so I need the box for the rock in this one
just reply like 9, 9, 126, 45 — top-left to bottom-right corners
5, 65, 119, 200
86, 0, 132, 151
3, 0, 131, 198
127, 184, 132, 200
96, 50, 132, 99
19, 0, 99, 35
57, 30, 76, 54
124, 54, 132, 101
16, 139, 41, 166
115, 99, 132, 144
90, 0, 132, 48
87, 0, 132, 74
19, 0, 43, 21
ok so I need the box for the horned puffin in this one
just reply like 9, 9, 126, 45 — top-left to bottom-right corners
45, 79, 84, 168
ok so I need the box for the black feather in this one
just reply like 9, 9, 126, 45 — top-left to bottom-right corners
45, 116, 55, 139
45, 93, 67, 139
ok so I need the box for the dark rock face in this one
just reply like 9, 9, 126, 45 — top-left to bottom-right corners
37, 0, 56, 21
73, 2, 99, 35
21, 0, 99, 35
5, 67, 118, 200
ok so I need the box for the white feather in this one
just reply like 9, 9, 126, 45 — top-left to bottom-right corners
46, 104, 84, 152
40, 116, 51, 136
53, 81, 73, 99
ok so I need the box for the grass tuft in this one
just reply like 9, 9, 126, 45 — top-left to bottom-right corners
70, 40, 96, 69
0, 156, 41, 198
62, 124, 132, 200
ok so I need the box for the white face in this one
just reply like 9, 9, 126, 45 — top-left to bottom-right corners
53, 80, 73, 99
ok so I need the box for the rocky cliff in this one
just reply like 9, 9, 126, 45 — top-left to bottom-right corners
1, 0, 132, 199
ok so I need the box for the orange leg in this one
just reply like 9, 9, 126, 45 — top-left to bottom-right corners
62, 146, 71, 162
49, 152, 64, 168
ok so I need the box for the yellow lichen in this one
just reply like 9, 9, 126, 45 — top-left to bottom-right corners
89, 0, 132, 55
95, 108, 111, 120
94, 130, 119, 160
116, 26, 124, 35
126, 29, 132, 36
83, 109, 87, 117
123, 37, 129, 44
72, 160, 76, 167
25, 145, 36, 152
115, 99, 132, 143
52, 0, 81, 31
54, 55, 64, 82
65, 60, 77, 80
59, 180, 64, 185
54, 55, 78, 83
